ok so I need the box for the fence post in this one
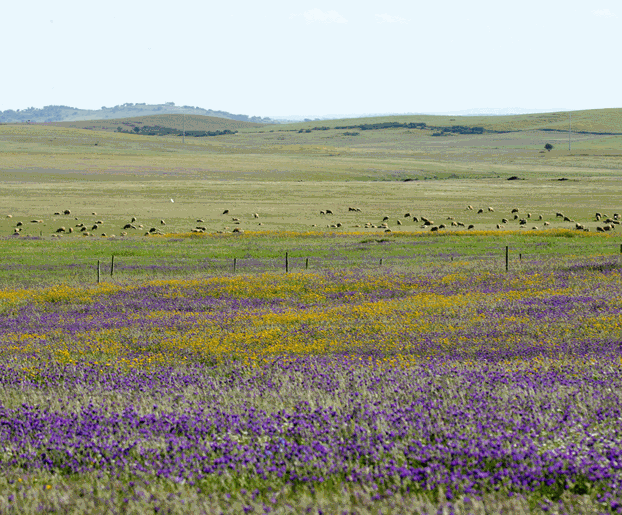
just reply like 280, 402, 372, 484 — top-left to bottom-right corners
111, 255, 115, 277
97, 260, 101, 284
305, 257, 309, 270
519, 253, 522, 262
505, 246, 509, 272
233, 257, 237, 273
285, 252, 289, 273
380, 258, 383, 267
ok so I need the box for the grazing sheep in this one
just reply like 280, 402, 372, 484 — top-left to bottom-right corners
446, 216, 455, 220
527, 213, 531, 218
412, 216, 419, 222
259, 223, 264, 226
326, 209, 333, 215
160, 220, 166, 225
96, 220, 103, 225
6, 215, 12, 218
92, 212, 97, 216
563, 216, 571, 222
320, 211, 326, 215
556, 212, 564, 218
384, 229, 391, 233
467, 224, 475, 230
123, 224, 135, 230
13, 228, 20, 234
477, 208, 484, 214
451, 221, 458, 227
421, 217, 430, 223
404, 213, 411, 218
501, 218, 508, 224
514, 214, 519, 220
531, 226, 539, 230
196, 226, 207, 231
16, 222, 23, 227
575, 223, 584, 230
597, 226, 605, 232
336, 222, 342, 227
544, 221, 550, 226
56, 227, 65, 233
496, 224, 503, 229
120, 231, 127, 236
595, 212, 602, 219
538, 215, 543, 220
430, 226, 439, 232
423, 220, 434, 226
197, 219, 204, 223
511, 208, 519, 213
519, 219, 527, 225
614, 213, 620, 220
63, 210, 71, 215
83, 232, 90, 237
149, 227, 157, 233
100, 233, 106, 237
91, 224, 98, 230
382, 216, 389, 222
54, 212, 61, 216
76, 223, 84, 228
467, 205, 474, 210
80, 227, 87, 232
397, 220, 402, 225
438, 223, 446, 229
457, 222, 465, 227
232, 228, 244, 234
488, 207, 494, 212
253, 213, 259, 218
131, 217, 137, 223
68, 227, 73, 233
223, 210, 229, 215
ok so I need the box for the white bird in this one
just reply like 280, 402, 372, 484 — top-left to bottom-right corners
170, 199, 174, 203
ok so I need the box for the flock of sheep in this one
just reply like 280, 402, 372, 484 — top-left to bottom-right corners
5, 206, 621, 238
316, 206, 621, 233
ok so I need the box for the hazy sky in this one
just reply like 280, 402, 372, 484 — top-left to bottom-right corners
3, 0, 620, 117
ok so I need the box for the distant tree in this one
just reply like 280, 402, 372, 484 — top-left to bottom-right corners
117, 127, 123, 132
133, 127, 140, 134
545, 143, 553, 152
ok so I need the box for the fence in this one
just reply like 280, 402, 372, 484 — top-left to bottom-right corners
0, 241, 620, 287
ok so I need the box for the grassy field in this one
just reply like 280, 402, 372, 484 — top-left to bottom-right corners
1, 109, 622, 513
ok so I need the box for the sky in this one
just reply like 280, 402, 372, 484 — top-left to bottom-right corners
2, 0, 621, 118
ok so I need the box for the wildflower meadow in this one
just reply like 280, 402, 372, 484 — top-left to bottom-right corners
1, 232, 622, 514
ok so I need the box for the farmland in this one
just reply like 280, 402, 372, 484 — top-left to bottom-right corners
1, 109, 622, 513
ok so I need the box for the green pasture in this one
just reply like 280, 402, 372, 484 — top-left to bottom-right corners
0, 108, 621, 274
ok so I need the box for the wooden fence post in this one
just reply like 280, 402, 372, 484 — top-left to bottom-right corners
233, 257, 237, 273
110, 255, 115, 277
285, 252, 289, 273
305, 257, 309, 270
505, 246, 509, 272
97, 260, 101, 284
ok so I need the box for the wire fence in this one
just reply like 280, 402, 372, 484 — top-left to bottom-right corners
0, 241, 620, 287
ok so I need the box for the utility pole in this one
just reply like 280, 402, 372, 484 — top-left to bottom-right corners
568, 112, 571, 152
183, 113, 185, 145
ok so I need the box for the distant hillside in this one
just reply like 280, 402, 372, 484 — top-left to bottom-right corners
50, 114, 264, 136
0, 103, 274, 125
269, 108, 622, 136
